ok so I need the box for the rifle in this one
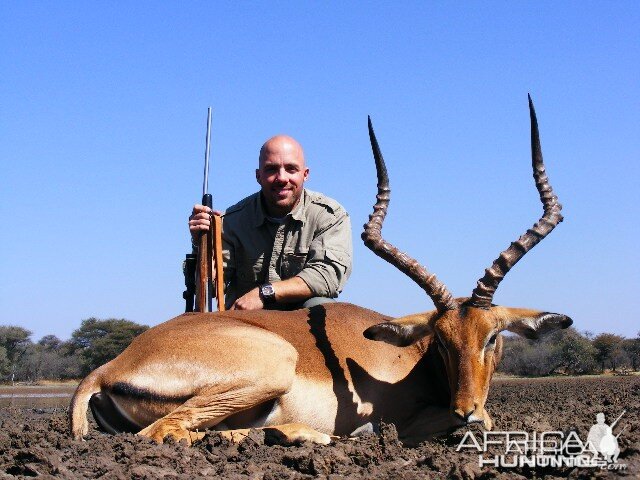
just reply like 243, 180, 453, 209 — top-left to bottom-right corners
610, 410, 626, 430
183, 108, 225, 312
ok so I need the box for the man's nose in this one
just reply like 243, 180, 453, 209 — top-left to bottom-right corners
274, 168, 287, 182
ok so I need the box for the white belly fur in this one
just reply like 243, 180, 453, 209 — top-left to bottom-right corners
262, 375, 374, 435
262, 377, 337, 433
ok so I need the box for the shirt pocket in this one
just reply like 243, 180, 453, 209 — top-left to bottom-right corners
280, 251, 307, 279
325, 249, 350, 269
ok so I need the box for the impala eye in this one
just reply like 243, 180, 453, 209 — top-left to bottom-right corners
487, 333, 498, 347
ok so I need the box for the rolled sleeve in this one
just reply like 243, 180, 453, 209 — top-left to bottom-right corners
296, 212, 352, 297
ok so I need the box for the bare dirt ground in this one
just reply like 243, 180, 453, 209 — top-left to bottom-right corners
0, 376, 637, 479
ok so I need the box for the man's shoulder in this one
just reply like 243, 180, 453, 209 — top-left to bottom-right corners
222, 193, 261, 233
304, 189, 347, 216
223, 192, 260, 217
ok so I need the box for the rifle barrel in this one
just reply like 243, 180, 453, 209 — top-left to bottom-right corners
203, 107, 212, 197
610, 410, 626, 429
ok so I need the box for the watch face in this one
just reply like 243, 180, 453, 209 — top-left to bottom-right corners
262, 285, 275, 296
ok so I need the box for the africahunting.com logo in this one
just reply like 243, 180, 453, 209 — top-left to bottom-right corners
456, 411, 627, 471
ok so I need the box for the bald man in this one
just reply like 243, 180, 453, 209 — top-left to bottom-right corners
189, 135, 352, 311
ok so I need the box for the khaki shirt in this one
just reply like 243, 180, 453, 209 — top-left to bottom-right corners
221, 189, 353, 309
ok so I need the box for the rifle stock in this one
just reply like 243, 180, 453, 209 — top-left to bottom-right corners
196, 193, 213, 312
213, 214, 225, 309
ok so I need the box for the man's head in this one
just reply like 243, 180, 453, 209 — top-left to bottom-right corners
256, 135, 309, 217
596, 413, 605, 424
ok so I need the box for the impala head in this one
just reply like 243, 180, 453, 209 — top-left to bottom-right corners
362, 96, 572, 428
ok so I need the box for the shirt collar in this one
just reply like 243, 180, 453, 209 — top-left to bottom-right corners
255, 189, 307, 227
290, 190, 307, 223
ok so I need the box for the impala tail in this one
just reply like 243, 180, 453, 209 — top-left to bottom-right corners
69, 367, 103, 440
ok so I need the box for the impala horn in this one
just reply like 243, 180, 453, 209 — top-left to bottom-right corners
362, 116, 457, 313
469, 95, 563, 309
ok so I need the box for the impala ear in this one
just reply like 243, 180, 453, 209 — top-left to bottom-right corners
505, 312, 573, 340
363, 312, 436, 347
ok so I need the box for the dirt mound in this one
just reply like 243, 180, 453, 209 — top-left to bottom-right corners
1, 376, 637, 478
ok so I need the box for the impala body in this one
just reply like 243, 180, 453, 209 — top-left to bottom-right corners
70, 96, 572, 446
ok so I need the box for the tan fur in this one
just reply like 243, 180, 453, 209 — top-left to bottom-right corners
70, 302, 570, 445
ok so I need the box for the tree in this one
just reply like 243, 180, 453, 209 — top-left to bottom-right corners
498, 334, 562, 376
0, 346, 10, 378
38, 334, 63, 350
15, 342, 83, 381
0, 326, 33, 381
497, 328, 598, 376
553, 328, 598, 374
622, 333, 640, 371
592, 333, 625, 372
69, 318, 148, 374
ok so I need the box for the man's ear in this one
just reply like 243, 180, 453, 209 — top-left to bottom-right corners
504, 312, 573, 340
256, 168, 261, 184
363, 312, 437, 347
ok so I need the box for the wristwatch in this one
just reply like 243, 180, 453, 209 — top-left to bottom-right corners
259, 283, 276, 305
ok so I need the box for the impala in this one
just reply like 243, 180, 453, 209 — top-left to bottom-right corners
70, 96, 572, 446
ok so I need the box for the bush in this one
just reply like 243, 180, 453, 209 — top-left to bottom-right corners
498, 328, 598, 376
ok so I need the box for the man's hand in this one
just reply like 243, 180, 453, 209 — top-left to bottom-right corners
189, 204, 222, 243
231, 287, 264, 310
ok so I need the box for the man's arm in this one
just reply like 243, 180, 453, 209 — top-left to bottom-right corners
230, 277, 312, 310
295, 209, 353, 298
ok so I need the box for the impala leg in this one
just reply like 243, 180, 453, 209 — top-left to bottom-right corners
481, 407, 493, 430
138, 381, 290, 444
217, 423, 334, 445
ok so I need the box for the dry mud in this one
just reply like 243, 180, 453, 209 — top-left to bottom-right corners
0, 376, 638, 479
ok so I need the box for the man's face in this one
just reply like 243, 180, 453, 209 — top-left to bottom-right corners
256, 137, 309, 216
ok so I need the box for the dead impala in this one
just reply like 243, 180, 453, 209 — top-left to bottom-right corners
70, 96, 572, 446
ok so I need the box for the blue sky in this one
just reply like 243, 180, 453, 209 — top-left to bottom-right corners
1, 2, 638, 341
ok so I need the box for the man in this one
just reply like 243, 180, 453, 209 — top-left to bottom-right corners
586, 413, 608, 457
189, 135, 352, 310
